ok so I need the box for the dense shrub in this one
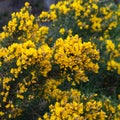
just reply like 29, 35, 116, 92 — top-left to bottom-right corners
41, 0, 120, 96
0, 0, 120, 120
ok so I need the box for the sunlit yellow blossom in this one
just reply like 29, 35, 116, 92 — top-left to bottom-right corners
17, 94, 24, 100
39, 11, 50, 22
106, 40, 115, 52
107, 60, 118, 70
0, 111, 4, 116
0, 1, 120, 120
59, 28, 65, 34
25, 2, 30, 7
54, 35, 99, 83
117, 104, 120, 110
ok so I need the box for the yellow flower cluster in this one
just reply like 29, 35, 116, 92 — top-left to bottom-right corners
107, 60, 120, 74
105, 40, 120, 74
54, 35, 100, 83
1, 40, 52, 78
59, 28, 65, 35
0, 2, 49, 46
40, 0, 71, 22
39, 0, 120, 79
39, 79, 120, 120
43, 78, 63, 101
106, 40, 115, 52
0, 3, 52, 117
0, 40, 52, 119
0, 1, 120, 119
0, 77, 23, 119
40, 10, 57, 22
39, 0, 120, 84
39, 0, 119, 34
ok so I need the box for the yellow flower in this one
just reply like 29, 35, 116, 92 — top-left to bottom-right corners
59, 28, 65, 34
3, 97, 7, 102
117, 104, 120, 110
99, 36, 104, 41
106, 40, 115, 52
25, 2, 30, 7
8, 114, 12, 118
92, 3, 98, 10
17, 94, 24, 100
108, 22, 117, 30
0, 62, 2, 66
0, 111, 4, 116
118, 94, 120, 100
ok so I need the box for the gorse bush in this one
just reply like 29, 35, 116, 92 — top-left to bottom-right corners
0, 3, 52, 119
39, 79, 120, 120
41, 0, 120, 95
0, 0, 120, 120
